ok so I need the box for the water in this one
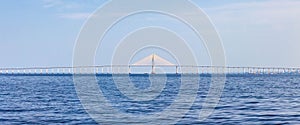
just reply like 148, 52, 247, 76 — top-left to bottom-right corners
0, 75, 299, 124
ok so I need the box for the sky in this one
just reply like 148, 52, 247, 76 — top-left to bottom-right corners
0, 0, 300, 68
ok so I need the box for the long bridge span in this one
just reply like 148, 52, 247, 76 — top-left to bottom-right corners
0, 65, 300, 75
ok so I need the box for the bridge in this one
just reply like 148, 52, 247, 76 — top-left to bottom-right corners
0, 65, 300, 76
0, 54, 300, 75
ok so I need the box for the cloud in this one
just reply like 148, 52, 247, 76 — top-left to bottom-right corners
42, 0, 97, 20
43, 0, 84, 9
58, 13, 92, 20
206, 0, 300, 25
43, 0, 63, 8
202, 0, 300, 67
42, 0, 104, 20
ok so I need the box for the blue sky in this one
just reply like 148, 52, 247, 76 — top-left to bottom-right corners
1, 0, 300, 68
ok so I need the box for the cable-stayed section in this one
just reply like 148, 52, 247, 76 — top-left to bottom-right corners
131, 54, 176, 74
132, 54, 175, 66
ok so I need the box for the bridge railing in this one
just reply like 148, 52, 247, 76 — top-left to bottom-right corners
0, 65, 300, 75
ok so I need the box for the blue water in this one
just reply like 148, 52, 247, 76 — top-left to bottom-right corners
0, 75, 299, 124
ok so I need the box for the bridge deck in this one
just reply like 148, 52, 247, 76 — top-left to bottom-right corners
0, 65, 299, 75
